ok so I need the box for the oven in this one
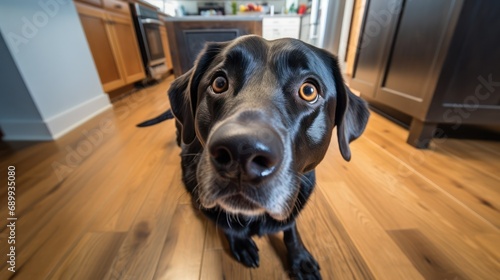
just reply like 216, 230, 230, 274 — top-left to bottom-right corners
130, 3, 167, 81
141, 18, 164, 66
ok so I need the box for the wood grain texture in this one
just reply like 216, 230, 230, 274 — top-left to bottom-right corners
320, 182, 424, 280
365, 113, 500, 228
387, 229, 466, 280
0, 77, 499, 279
50, 232, 127, 279
153, 204, 207, 279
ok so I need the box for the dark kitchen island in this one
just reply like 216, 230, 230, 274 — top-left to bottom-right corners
164, 16, 263, 76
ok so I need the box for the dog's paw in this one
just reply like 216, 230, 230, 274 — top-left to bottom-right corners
227, 237, 260, 268
288, 250, 321, 280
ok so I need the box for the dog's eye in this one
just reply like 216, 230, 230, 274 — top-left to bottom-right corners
212, 76, 228, 93
299, 82, 318, 103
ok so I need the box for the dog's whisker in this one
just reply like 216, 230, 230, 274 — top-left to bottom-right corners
215, 207, 222, 237
235, 214, 244, 227
226, 212, 232, 230
180, 153, 202, 157
298, 174, 314, 187
245, 216, 253, 227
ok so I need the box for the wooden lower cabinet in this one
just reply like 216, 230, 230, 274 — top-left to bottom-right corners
76, 2, 145, 92
107, 12, 145, 84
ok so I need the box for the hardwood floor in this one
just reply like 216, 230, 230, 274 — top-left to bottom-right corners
1, 76, 499, 279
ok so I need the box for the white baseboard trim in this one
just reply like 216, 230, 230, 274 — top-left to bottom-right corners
1, 94, 111, 141
47, 94, 112, 140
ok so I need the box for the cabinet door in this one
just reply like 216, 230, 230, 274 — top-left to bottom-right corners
76, 3, 125, 91
262, 17, 301, 40
350, 0, 402, 98
159, 25, 173, 71
375, 0, 462, 119
107, 12, 145, 84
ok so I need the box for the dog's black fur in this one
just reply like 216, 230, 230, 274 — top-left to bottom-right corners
140, 35, 369, 279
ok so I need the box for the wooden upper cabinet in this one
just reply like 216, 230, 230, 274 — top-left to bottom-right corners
76, 1, 145, 92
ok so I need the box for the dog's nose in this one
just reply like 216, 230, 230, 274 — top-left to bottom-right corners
209, 123, 283, 183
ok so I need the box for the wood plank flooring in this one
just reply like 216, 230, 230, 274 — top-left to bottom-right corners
0, 76, 499, 279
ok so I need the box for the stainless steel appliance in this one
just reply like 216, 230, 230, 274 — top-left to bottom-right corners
130, 3, 168, 81
301, 0, 348, 56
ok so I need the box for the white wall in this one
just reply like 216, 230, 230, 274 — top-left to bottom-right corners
0, 0, 111, 140
0, 34, 53, 138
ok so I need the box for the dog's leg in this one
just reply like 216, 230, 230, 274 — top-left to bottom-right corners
284, 223, 321, 279
225, 233, 260, 268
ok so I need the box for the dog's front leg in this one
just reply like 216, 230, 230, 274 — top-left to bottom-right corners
284, 223, 321, 279
225, 233, 260, 268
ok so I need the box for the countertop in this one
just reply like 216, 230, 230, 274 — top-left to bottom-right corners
164, 14, 303, 22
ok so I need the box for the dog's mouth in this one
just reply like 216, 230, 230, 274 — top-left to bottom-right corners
217, 194, 266, 216
200, 188, 294, 221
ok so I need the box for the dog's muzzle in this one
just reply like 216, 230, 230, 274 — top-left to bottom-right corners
208, 118, 284, 184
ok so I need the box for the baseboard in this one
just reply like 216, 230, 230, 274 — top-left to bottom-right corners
46, 94, 112, 139
1, 94, 111, 141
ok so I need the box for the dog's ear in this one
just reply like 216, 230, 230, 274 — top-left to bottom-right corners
168, 42, 228, 144
168, 69, 195, 144
331, 59, 370, 161
335, 85, 370, 161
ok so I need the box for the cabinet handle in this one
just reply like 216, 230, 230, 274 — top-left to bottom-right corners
115, 4, 122, 9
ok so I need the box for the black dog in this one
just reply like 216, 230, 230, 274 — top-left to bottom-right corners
139, 35, 369, 279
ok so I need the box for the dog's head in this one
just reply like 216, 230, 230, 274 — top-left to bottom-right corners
169, 35, 369, 221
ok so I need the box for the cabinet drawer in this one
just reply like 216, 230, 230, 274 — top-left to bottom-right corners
103, 0, 130, 15
75, 0, 103, 8
262, 17, 301, 40
263, 17, 301, 27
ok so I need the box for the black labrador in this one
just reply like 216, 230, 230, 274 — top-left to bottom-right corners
139, 35, 369, 279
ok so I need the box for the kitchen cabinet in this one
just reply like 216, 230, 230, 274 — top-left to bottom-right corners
166, 17, 262, 76
350, 0, 500, 148
107, 11, 145, 82
78, 0, 102, 7
76, 1, 145, 92
262, 16, 301, 40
